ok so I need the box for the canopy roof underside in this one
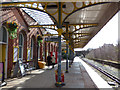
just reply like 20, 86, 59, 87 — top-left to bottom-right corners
1, 1, 120, 49
43, 2, 119, 48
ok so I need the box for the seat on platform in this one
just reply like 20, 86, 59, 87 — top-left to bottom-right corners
38, 61, 46, 69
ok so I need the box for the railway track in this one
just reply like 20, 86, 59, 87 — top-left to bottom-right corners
81, 58, 120, 85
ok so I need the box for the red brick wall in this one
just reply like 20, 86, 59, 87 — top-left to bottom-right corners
1, 8, 58, 78
7, 38, 13, 78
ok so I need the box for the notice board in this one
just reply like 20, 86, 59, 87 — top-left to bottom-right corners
13, 47, 18, 62
27, 49, 31, 61
0, 62, 3, 81
18, 60, 25, 76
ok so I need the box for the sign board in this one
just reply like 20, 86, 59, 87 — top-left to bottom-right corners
13, 47, 18, 62
45, 36, 58, 42
13, 59, 26, 77
0, 62, 3, 81
18, 60, 25, 76
27, 49, 31, 61
13, 61, 19, 77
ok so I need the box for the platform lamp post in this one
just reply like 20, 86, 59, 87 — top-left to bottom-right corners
69, 35, 72, 68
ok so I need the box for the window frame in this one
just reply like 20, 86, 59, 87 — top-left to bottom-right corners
38, 44, 40, 60
0, 26, 7, 44
31, 38, 34, 59
19, 33, 24, 59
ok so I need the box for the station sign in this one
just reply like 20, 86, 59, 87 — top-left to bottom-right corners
45, 36, 58, 42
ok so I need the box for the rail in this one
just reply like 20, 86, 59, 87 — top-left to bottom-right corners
81, 58, 120, 85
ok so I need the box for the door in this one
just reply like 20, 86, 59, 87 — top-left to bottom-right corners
2, 44, 6, 72
0, 26, 8, 79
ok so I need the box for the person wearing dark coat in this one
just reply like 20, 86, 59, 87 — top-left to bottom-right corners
47, 53, 52, 68
52, 55, 55, 68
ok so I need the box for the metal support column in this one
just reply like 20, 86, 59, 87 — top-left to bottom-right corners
65, 24, 69, 73
69, 34, 72, 68
57, 35, 62, 82
69, 48, 72, 68
71, 47, 74, 64
55, 2, 65, 87
71, 40, 74, 64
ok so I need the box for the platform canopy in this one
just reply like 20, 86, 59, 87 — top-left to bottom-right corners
39, 1, 119, 48
1, 0, 120, 49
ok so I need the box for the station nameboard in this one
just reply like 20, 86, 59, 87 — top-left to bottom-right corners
45, 36, 58, 42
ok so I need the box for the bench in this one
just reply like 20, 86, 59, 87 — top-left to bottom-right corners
38, 61, 46, 69
24, 63, 35, 74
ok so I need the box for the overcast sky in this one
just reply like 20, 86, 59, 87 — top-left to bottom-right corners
75, 12, 119, 51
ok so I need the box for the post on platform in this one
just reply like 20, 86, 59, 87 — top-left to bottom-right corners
69, 49, 72, 68
55, 2, 65, 87
65, 23, 69, 73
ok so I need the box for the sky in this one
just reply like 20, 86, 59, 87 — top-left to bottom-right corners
74, 12, 119, 51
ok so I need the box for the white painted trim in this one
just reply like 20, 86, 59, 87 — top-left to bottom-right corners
75, 57, 113, 89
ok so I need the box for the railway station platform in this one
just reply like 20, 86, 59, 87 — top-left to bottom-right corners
1, 57, 112, 89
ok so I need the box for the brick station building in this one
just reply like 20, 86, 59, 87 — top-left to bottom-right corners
0, 8, 58, 78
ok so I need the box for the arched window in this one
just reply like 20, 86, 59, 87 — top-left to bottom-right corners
19, 33, 24, 59
38, 44, 40, 60
0, 27, 7, 43
0, 26, 8, 79
51, 44, 53, 52
37, 36, 42, 60
31, 38, 34, 59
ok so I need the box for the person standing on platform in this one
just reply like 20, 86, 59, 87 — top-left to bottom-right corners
47, 53, 52, 68
52, 55, 55, 68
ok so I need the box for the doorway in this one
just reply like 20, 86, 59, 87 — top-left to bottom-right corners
0, 26, 8, 79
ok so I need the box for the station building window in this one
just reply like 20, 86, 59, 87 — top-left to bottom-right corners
37, 36, 42, 60
0, 26, 8, 63
0, 27, 7, 43
38, 44, 40, 60
0, 26, 8, 78
19, 33, 24, 59
31, 38, 34, 59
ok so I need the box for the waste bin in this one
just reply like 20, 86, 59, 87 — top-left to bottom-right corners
55, 70, 64, 82
38, 61, 46, 69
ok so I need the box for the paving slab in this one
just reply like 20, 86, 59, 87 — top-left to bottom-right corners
1, 58, 97, 89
